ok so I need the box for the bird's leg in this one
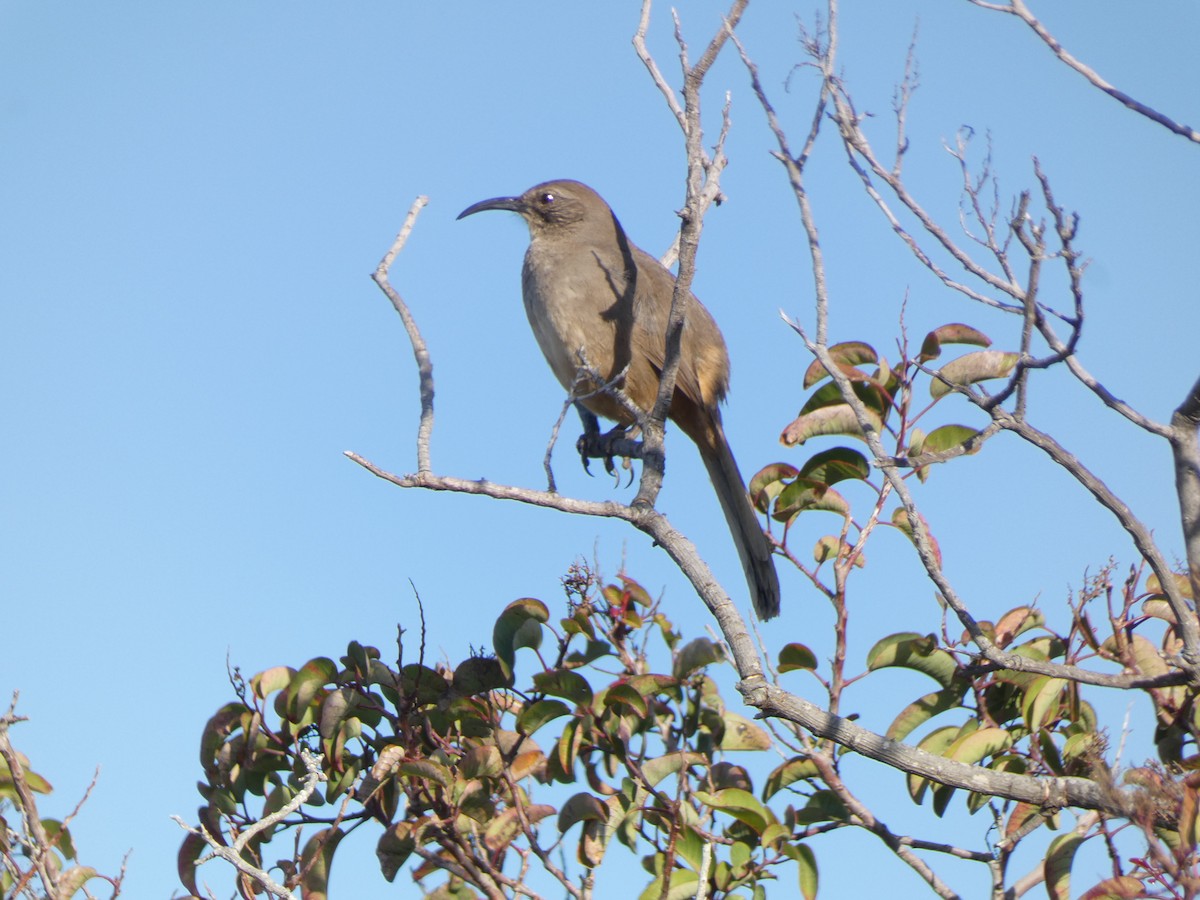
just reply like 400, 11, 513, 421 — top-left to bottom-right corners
574, 404, 607, 476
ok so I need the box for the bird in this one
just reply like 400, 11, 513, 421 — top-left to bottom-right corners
457, 179, 781, 620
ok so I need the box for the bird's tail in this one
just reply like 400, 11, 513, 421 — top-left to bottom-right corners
699, 427, 781, 620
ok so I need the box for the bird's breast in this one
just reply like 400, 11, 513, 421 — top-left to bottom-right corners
521, 245, 622, 391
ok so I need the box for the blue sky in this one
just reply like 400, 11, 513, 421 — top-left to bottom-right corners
3, 2, 1198, 897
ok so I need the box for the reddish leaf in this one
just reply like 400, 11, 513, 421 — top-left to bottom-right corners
748, 463, 800, 513
891, 507, 942, 568
802, 341, 879, 388
1079, 876, 1148, 899
781, 404, 883, 447
918, 323, 992, 362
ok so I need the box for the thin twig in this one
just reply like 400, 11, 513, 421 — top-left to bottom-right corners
968, 0, 1200, 144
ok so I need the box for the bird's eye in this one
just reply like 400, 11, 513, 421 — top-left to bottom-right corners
540, 192, 555, 204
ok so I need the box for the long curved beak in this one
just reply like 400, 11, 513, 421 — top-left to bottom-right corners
456, 195, 525, 220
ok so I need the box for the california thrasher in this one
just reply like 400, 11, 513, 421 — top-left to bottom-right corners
458, 179, 781, 620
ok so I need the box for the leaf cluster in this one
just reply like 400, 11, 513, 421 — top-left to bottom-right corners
180, 570, 818, 899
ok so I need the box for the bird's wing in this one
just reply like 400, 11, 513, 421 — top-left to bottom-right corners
631, 246, 730, 410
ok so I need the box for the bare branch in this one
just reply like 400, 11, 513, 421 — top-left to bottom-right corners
345, 452, 765, 681
740, 680, 1144, 821
727, 22, 834, 344
809, 751, 968, 899
173, 749, 328, 900
373, 196, 434, 474
991, 409, 1200, 662
969, 0, 1200, 144
631, 0, 743, 511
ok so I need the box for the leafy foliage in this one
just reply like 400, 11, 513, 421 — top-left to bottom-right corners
181, 569, 818, 898
0, 710, 123, 899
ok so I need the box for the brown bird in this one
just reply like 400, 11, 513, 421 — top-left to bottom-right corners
458, 180, 780, 619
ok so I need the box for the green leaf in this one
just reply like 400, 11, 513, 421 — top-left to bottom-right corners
377, 820, 419, 882
493, 598, 550, 676
802, 342, 880, 388
1022, 676, 1067, 732
532, 669, 593, 707
563, 606, 597, 640
796, 842, 818, 900
793, 790, 849, 824
641, 752, 706, 788
250, 665, 295, 700
452, 656, 510, 694
602, 683, 648, 717
37, 818, 76, 860
886, 686, 969, 741
719, 713, 772, 751
618, 575, 653, 607
930, 350, 1018, 398
626, 674, 680, 702
299, 827, 344, 900
460, 745, 503, 779
1044, 832, 1084, 900
638, 867, 700, 900
798, 447, 871, 484
565, 639, 613, 668
177, 831, 207, 896
921, 424, 982, 455
908, 726, 960, 804
866, 633, 958, 688
778, 643, 818, 673
57, 866, 97, 898
397, 759, 452, 788
558, 792, 608, 834
772, 477, 849, 521
319, 688, 358, 740
693, 788, 775, 834
517, 699, 572, 736
673, 823, 707, 871
799, 376, 890, 418
674, 637, 724, 679
285, 658, 337, 723
484, 804, 554, 851
812, 535, 838, 563
763, 757, 819, 800
946, 726, 1014, 765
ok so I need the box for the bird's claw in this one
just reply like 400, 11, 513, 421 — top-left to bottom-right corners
577, 426, 629, 480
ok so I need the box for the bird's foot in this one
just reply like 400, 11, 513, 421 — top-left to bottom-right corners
577, 426, 641, 481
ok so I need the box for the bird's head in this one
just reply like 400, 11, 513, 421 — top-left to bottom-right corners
457, 180, 609, 239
